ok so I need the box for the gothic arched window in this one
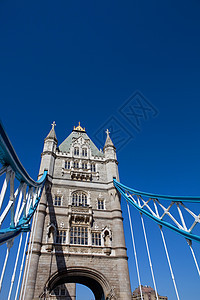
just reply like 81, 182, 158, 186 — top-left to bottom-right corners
65, 161, 70, 169
73, 161, 79, 168
72, 191, 87, 206
74, 147, 79, 156
82, 148, 87, 157
91, 164, 96, 172
82, 162, 87, 170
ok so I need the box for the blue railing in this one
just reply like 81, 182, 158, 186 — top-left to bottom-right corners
0, 121, 47, 245
114, 179, 200, 243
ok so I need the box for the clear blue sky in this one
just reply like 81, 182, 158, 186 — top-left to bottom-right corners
1, 1, 200, 299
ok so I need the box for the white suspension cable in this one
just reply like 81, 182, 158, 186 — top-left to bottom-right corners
186, 240, 200, 277
19, 213, 36, 300
8, 233, 23, 300
140, 214, 159, 300
10, 171, 16, 228
0, 239, 13, 292
21, 204, 40, 300
0, 248, 10, 292
15, 232, 29, 300
0, 169, 11, 210
19, 219, 35, 300
160, 227, 180, 300
127, 202, 144, 300
14, 187, 23, 225
26, 187, 33, 216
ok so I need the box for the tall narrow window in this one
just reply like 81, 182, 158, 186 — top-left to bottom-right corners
74, 147, 79, 156
82, 193, 87, 206
72, 192, 87, 206
82, 148, 87, 157
91, 164, 96, 172
54, 196, 62, 206
56, 230, 66, 244
72, 193, 78, 206
92, 232, 101, 246
65, 161, 70, 169
70, 227, 88, 245
82, 163, 87, 169
98, 199, 104, 210
73, 161, 79, 168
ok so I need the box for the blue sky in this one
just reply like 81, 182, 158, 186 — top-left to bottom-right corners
1, 0, 200, 299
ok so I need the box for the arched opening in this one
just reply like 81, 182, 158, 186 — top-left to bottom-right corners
49, 283, 95, 299
45, 267, 112, 300
77, 283, 95, 300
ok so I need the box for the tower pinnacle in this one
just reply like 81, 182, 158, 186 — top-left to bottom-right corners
45, 121, 57, 142
104, 128, 115, 150
51, 121, 56, 129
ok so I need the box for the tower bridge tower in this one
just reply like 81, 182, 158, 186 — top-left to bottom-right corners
23, 122, 131, 300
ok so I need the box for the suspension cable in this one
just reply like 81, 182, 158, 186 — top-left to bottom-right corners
21, 203, 40, 300
20, 211, 36, 300
140, 214, 159, 300
15, 232, 29, 300
19, 224, 34, 300
186, 239, 200, 277
159, 226, 180, 300
127, 202, 143, 300
8, 233, 23, 300
0, 245, 11, 292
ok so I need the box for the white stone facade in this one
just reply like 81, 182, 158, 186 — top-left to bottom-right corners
22, 123, 132, 300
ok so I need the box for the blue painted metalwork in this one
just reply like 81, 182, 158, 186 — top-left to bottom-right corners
0, 121, 47, 244
114, 179, 200, 203
114, 179, 200, 243
0, 121, 46, 187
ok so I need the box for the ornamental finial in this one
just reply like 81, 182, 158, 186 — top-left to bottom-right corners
51, 121, 56, 129
106, 129, 110, 135
73, 122, 86, 132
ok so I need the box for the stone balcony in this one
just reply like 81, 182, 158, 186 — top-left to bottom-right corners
68, 205, 93, 225
70, 168, 92, 181
61, 167, 99, 181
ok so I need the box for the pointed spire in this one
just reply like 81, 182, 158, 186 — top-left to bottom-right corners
103, 129, 115, 150
45, 121, 57, 142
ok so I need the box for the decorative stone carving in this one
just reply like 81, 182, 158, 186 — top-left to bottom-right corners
68, 205, 93, 226
60, 221, 64, 228
46, 223, 56, 252
71, 170, 92, 181
69, 247, 89, 254
106, 288, 116, 300
102, 226, 112, 255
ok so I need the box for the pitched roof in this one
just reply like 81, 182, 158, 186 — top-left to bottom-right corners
58, 130, 104, 157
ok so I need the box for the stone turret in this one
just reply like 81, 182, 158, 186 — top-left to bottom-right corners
21, 123, 58, 300
39, 121, 57, 178
103, 129, 119, 182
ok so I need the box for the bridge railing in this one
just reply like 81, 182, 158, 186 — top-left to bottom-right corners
114, 179, 200, 243
114, 179, 200, 299
0, 122, 47, 298
0, 121, 47, 245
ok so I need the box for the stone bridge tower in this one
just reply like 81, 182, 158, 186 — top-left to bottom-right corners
23, 122, 132, 300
